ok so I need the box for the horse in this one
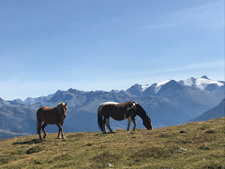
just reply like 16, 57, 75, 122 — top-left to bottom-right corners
97, 101, 152, 134
36, 102, 68, 140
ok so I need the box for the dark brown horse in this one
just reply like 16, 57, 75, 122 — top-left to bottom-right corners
97, 101, 152, 134
36, 102, 68, 139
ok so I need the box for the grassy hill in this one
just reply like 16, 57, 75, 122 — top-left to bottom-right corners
0, 118, 224, 169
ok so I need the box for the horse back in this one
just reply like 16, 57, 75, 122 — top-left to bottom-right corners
37, 106, 60, 124
100, 104, 129, 121
37, 106, 54, 114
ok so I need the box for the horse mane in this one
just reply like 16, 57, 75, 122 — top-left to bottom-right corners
55, 102, 67, 119
135, 103, 148, 120
56, 102, 66, 107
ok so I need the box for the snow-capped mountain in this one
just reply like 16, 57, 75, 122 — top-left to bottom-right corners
137, 75, 223, 94
141, 80, 172, 94
0, 76, 224, 139
128, 76, 224, 99
179, 75, 224, 91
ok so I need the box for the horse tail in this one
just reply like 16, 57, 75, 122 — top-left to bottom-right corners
97, 105, 104, 132
36, 108, 42, 134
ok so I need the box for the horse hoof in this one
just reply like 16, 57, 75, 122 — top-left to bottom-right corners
109, 131, 115, 134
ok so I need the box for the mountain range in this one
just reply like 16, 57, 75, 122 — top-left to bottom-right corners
0, 75, 224, 139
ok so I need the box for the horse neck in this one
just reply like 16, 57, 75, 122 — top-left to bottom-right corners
136, 105, 147, 121
137, 112, 147, 121
54, 107, 63, 118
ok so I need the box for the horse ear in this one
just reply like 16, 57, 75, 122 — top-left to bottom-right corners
65, 103, 67, 106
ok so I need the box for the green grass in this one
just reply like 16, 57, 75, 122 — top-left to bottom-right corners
0, 117, 224, 169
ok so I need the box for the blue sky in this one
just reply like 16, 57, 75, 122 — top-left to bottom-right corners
0, 0, 224, 100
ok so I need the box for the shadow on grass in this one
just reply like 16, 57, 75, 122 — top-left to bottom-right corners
13, 139, 43, 145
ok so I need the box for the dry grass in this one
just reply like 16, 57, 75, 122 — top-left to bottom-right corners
0, 117, 224, 169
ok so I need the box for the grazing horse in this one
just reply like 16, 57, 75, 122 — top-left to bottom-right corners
36, 102, 68, 139
97, 101, 152, 134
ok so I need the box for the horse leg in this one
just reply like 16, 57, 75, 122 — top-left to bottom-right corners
57, 123, 65, 139
37, 119, 43, 140
57, 127, 61, 139
41, 123, 48, 139
132, 117, 137, 131
57, 124, 62, 139
105, 118, 114, 133
60, 122, 65, 139
127, 116, 132, 131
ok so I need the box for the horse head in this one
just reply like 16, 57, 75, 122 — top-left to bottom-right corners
143, 115, 152, 130
56, 102, 68, 119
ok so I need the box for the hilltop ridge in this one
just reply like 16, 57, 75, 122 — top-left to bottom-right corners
0, 117, 224, 169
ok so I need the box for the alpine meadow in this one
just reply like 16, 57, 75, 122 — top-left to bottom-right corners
0, 118, 224, 169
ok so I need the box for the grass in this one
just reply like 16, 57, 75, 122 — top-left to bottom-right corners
0, 117, 224, 169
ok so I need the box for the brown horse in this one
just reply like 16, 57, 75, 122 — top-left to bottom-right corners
97, 101, 152, 134
36, 102, 68, 139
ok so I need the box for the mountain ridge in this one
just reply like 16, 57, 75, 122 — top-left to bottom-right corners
191, 99, 225, 122
0, 76, 224, 139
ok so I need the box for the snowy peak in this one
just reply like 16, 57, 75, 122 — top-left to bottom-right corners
154, 80, 172, 94
195, 78, 222, 90
142, 79, 175, 94
180, 76, 224, 91
137, 76, 224, 96
141, 84, 151, 92
129, 80, 174, 96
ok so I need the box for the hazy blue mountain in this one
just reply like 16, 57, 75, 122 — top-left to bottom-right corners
0, 76, 224, 139
191, 99, 225, 122
0, 98, 36, 135
126, 84, 143, 97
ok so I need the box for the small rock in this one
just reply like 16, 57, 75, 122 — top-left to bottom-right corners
182, 140, 192, 144
205, 130, 216, 134
203, 146, 211, 150
179, 148, 187, 153
199, 145, 211, 150
106, 163, 113, 167
180, 130, 186, 133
